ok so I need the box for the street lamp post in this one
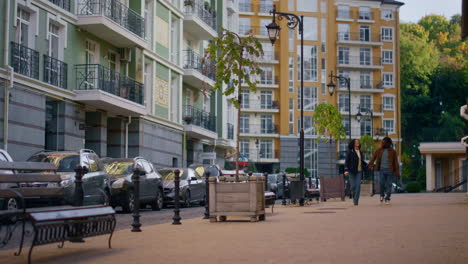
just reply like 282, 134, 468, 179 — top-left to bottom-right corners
327, 71, 351, 141
266, 5, 305, 206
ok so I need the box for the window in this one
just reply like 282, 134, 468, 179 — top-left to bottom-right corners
259, 0, 273, 13
383, 73, 393, 87
382, 50, 393, 64
359, 7, 371, 20
260, 19, 270, 35
360, 95, 372, 111
303, 17, 318, 40
298, 0, 317, 12
337, 5, 350, 19
338, 70, 349, 89
338, 24, 350, 41
298, 45, 318, 81
259, 139, 273, 159
48, 23, 60, 58
289, 56, 294, 92
289, 98, 294, 134
239, 0, 251, 12
239, 17, 250, 34
260, 66, 274, 84
170, 18, 179, 64
241, 89, 250, 108
298, 86, 317, 111
383, 119, 394, 134
381, 27, 393, 41
298, 116, 315, 136
383, 96, 394, 110
342, 118, 350, 136
260, 91, 273, 109
360, 118, 372, 136
382, 9, 393, 20
145, 0, 153, 43
240, 114, 250, 133
339, 94, 349, 112
262, 42, 274, 61
321, 18, 326, 52
359, 25, 370, 42
16, 8, 31, 46
360, 71, 372, 89
261, 115, 274, 133
288, 0, 294, 11
360, 48, 371, 65
305, 139, 318, 178
338, 47, 349, 65
84, 40, 98, 88
321, 1, 326, 13
240, 139, 250, 159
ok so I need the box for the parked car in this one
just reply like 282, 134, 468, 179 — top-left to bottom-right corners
0, 149, 16, 210
189, 164, 222, 181
27, 149, 110, 206
102, 157, 164, 213
267, 174, 286, 198
392, 182, 405, 193
158, 168, 206, 207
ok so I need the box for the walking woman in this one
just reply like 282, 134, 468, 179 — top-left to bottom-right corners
344, 139, 367, 206
368, 137, 400, 204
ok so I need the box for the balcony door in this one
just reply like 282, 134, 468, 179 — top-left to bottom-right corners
360, 48, 371, 65
260, 115, 273, 133
359, 25, 370, 41
338, 47, 349, 64
360, 71, 371, 89
360, 95, 372, 111
259, 139, 273, 159
338, 24, 350, 41
84, 40, 99, 89
260, 91, 272, 109
45, 23, 60, 87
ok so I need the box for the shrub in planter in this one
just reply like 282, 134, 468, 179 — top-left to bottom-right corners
405, 182, 421, 193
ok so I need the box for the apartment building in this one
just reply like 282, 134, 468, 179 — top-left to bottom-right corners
238, 0, 403, 175
0, 0, 236, 168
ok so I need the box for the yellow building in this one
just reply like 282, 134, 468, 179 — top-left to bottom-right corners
238, 0, 403, 175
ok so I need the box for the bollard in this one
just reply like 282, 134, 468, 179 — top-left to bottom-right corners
263, 172, 269, 191
203, 171, 210, 219
282, 174, 287, 205
172, 169, 182, 225
131, 167, 143, 232
73, 165, 86, 207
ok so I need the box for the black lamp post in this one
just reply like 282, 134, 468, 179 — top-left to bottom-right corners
266, 5, 305, 206
327, 71, 351, 141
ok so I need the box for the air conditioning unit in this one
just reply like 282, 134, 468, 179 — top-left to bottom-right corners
119, 48, 132, 62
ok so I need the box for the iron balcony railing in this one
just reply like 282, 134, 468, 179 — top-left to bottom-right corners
10, 42, 39, 80
240, 149, 279, 160
77, 0, 145, 38
337, 32, 382, 43
182, 49, 215, 81
242, 75, 279, 86
241, 100, 279, 110
239, 124, 278, 134
184, 0, 217, 31
338, 103, 383, 113
227, 123, 234, 140
183, 105, 216, 132
337, 56, 382, 67
43, 55, 68, 89
338, 80, 383, 90
75, 64, 144, 105
48, 0, 72, 12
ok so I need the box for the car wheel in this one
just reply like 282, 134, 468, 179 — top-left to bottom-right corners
182, 191, 191, 208
151, 190, 164, 211
122, 190, 135, 213
5, 198, 20, 210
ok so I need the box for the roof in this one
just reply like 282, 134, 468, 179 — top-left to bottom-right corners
418, 142, 467, 154
368, 0, 405, 6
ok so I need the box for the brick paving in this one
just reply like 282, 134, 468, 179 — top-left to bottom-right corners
1, 193, 467, 264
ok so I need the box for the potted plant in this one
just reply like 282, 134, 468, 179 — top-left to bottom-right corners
183, 116, 193, 124
184, 0, 194, 7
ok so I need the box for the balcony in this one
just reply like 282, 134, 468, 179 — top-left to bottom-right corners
337, 80, 384, 92
184, 0, 217, 39
183, 105, 217, 139
241, 101, 279, 113
48, 0, 72, 12
74, 64, 146, 115
238, 26, 269, 39
337, 32, 382, 45
10, 42, 39, 80
76, 0, 146, 48
183, 49, 215, 88
240, 148, 279, 163
338, 103, 383, 116
240, 124, 279, 137
241, 75, 279, 88
43, 55, 67, 89
337, 56, 383, 70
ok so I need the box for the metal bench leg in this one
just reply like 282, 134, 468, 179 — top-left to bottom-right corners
27, 234, 37, 264
14, 220, 26, 256
108, 230, 114, 249
58, 241, 65, 248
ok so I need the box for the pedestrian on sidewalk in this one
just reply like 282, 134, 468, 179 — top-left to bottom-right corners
368, 137, 400, 204
344, 139, 367, 206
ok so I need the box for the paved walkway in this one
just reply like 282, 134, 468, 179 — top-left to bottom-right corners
1, 193, 467, 264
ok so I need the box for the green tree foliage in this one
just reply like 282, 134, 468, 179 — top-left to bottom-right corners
359, 134, 375, 160
312, 103, 346, 143
418, 15, 451, 42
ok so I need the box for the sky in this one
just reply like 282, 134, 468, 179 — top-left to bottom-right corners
398, 0, 462, 23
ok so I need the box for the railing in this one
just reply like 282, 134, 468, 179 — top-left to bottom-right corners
77, 0, 145, 38
10, 42, 39, 80
337, 32, 382, 43
183, 105, 216, 132
337, 56, 382, 67
338, 80, 383, 90
240, 148, 279, 160
182, 49, 215, 81
240, 124, 278, 134
338, 103, 383, 113
184, 0, 217, 31
227, 123, 234, 140
48, 0, 72, 12
242, 75, 279, 86
241, 100, 279, 110
238, 26, 267, 36
75, 64, 144, 104
43, 55, 68, 89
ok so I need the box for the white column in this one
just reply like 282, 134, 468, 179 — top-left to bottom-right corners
426, 154, 434, 191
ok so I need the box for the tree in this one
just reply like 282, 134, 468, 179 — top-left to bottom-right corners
359, 134, 375, 160
418, 14, 450, 42
204, 29, 263, 179
313, 104, 346, 177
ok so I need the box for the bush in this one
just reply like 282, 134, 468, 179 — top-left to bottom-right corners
406, 182, 421, 193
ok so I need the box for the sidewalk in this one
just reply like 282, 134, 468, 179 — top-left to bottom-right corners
1, 193, 467, 264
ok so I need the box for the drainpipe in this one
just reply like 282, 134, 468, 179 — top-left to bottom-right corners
125, 116, 132, 158
3, 0, 11, 151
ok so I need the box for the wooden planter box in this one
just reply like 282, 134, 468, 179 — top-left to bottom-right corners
361, 183, 373, 196
208, 176, 265, 222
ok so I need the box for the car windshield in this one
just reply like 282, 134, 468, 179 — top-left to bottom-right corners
28, 154, 79, 172
104, 161, 133, 175
159, 169, 188, 180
